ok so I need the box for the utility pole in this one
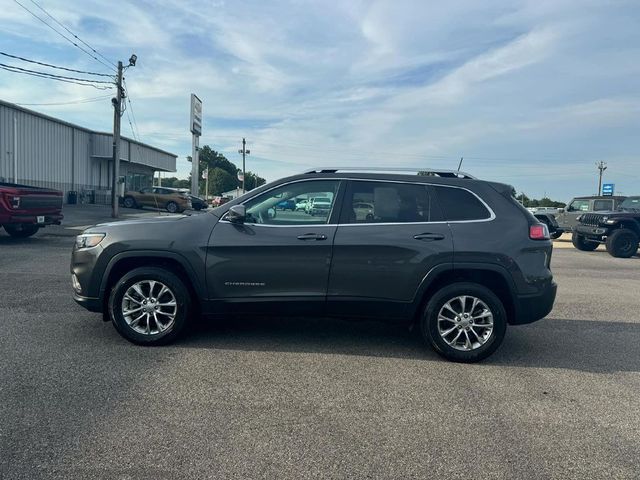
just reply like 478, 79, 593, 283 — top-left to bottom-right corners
596, 161, 607, 196
238, 138, 250, 193
111, 54, 137, 218
111, 61, 123, 218
204, 167, 209, 201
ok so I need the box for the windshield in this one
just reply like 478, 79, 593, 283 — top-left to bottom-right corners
618, 197, 640, 212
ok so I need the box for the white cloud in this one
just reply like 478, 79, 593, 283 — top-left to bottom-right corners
1, 0, 639, 198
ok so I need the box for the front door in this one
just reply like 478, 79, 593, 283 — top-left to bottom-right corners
557, 198, 590, 230
206, 179, 343, 315
327, 180, 453, 319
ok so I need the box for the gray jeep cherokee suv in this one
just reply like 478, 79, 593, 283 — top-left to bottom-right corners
71, 169, 557, 362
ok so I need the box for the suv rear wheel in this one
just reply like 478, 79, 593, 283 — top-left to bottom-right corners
572, 232, 599, 251
605, 228, 639, 258
421, 282, 507, 363
108, 266, 191, 345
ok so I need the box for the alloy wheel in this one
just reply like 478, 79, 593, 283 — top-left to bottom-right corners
437, 295, 494, 351
120, 280, 177, 335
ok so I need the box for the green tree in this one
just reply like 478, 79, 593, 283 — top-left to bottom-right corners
208, 167, 238, 195
244, 171, 266, 191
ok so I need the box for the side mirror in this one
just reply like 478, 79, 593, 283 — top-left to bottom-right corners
227, 204, 246, 223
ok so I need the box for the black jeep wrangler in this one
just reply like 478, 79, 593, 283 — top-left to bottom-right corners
573, 196, 640, 258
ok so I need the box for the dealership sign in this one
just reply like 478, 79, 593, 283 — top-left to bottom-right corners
190, 93, 202, 136
602, 183, 614, 196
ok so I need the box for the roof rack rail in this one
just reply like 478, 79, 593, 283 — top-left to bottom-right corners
302, 167, 476, 179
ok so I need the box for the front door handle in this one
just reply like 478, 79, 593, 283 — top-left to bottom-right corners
297, 233, 328, 241
413, 233, 445, 241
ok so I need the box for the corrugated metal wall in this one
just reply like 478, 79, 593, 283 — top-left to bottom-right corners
91, 132, 175, 171
0, 101, 176, 203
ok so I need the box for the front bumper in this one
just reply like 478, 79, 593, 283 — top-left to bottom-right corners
575, 224, 608, 239
511, 281, 557, 325
73, 291, 102, 313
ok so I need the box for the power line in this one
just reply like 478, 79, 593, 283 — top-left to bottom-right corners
0, 51, 114, 77
0, 62, 114, 84
27, 0, 117, 69
123, 79, 141, 141
14, 94, 112, 106
12, 0, 116, 72
0, 64, 113, 89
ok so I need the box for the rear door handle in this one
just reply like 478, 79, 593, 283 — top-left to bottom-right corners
297, 233, 328, 241
413, 233, 445, 241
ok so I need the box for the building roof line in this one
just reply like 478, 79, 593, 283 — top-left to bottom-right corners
0, 98, 177, 159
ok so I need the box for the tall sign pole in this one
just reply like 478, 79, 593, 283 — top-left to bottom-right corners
596, 161, 607, 196
111, 61, 123, 218
190, 94, 203, 196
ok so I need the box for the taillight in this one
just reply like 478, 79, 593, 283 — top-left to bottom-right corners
529, 223, 549, 240
8, 195, 21, 209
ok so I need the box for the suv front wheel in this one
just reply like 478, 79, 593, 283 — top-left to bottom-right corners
572, 232, 599, 252
421, 282, 507, 363
108, 266, 191, 345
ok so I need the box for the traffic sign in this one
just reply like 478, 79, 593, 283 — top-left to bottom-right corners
602, 183, 614, 196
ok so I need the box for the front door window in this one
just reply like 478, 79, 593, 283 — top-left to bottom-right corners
243, 180, 340, 225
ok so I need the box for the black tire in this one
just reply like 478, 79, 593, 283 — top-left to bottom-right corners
605, 228, 639, 258
123, 196, 137, 209
166, 201, 178, 213
572, 232, 599, 251
108, 266, 191, 345
420, 282, 507, 363
550, 231, 562, 240
4, 224, 40, 238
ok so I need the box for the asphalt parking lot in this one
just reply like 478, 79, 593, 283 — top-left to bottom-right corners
1, 220, 639, 479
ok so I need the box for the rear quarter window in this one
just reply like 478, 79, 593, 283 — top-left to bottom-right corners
433, 186, 492, 221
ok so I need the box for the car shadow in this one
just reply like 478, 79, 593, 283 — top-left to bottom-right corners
178, 316, 640, 374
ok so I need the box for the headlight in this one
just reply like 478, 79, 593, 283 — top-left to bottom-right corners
599, 216, 608, 224
576, 215, 583, 222
75, 233, 105, 249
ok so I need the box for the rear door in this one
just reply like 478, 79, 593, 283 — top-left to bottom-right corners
327, 180, 453, 319
206, 179, 343, 314
593, 198, 614, 212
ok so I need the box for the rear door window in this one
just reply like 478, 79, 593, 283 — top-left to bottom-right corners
593, 200, 613, 211
340, 181, 442, 223
432, 186, 491, 221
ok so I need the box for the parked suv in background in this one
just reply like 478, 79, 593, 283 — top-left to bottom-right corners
555, 195, 626, 232
573, 196, 640, 258
122, 187, 192, 213
71, 168, 556, 362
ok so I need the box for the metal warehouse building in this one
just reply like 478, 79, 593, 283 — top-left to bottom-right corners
0, 99, 176, 204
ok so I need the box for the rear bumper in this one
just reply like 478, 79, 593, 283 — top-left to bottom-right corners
1, 213, 63, 225
73, 291, 102, 313
511, 281, 557, 325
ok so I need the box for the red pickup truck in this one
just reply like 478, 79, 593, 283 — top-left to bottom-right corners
0, 182, 63, 238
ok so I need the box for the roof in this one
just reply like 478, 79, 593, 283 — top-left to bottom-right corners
283, 171, 496, 187
572, 195, 626, 200
0, 98, 177, 158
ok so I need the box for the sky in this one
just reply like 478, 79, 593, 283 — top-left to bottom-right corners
1, 0, 639, 200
